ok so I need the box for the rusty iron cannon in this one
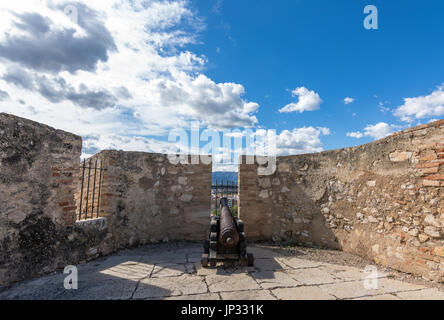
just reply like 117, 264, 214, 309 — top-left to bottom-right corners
202, 197, 254, 267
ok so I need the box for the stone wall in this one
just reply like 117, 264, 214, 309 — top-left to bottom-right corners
0, 113, 212, 288
3, 110, 443, 286
239, 119, 444, 282
77, 150, 212, 244
0, 113, 83, 286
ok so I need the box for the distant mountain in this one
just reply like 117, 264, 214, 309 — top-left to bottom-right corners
212, 172, 238, 184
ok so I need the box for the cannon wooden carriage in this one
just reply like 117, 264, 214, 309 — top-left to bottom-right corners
201, 197, 254, 267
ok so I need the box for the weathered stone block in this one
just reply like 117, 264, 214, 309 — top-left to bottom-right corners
239, 118, 444, 282
390, 151, 412, 162
434, 247, 444, 257
424, 227, 441, 239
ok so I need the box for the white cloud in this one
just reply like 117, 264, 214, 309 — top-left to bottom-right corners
279, 87, 322, 113
276, 126, 330, 155
344, 97, 355, 104
81, 133, 183, 159
0, 0, 260, 157
394, 85, 444, 122
346, 131, 363, 138
141, 72, 258, 129
347, 122, 401, 140
202, 126, 331, 171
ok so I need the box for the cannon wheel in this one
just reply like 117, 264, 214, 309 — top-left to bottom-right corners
210, 217, 218, 232
201, 254, 209, 267
203, 239, 210, 254
209, 257, 217, 267
247, 253, 254, 267
236, 219, 244, 233
239, 253, 254, 267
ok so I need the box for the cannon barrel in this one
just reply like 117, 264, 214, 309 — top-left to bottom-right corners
219, 198, 239, 247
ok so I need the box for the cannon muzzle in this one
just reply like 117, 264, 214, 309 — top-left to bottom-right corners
219, 198, 239, 247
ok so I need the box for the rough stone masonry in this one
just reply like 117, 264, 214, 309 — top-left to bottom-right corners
1, 112, 443, 289
239, 119, 444, 282
0, 113, 211, 288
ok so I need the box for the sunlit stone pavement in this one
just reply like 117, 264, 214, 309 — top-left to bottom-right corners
1, 243, 443, 300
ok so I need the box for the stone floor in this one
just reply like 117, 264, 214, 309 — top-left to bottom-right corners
1, 243, 443, 300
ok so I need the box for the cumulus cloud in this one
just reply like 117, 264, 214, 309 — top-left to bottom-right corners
347, 122, 401, 140
0, 89, 9, 101
143, 73, 258, 129
279, 87, 322, 113
81, 133, 185, 159
346, 131, 363, 139
276, 127, 330, 155
0, 0, 261, 158
0, 6, 116, 74
2, 66, 34, 89
344, 97, 355, 104
2, 66, 121, 109
210, 126, 331, 171
394, 85, 444, 122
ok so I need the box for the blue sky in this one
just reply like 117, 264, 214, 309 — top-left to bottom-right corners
0, 0, 444, 170
195, 0, 444, 150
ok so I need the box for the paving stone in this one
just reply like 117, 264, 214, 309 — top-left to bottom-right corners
276, 257, 324, 270
319, 278, 426, 299
253, 258, 290, 271
57, 279, 138, 300
140, 253, 187, 264
94, 255, 142, 267
352, 294, 401, 300
0, 274, 66, 300
163, 293, 220, 300
252, 271, 299, 289
151, 263, 187, 278
133, 275, 207, 299
220, 290, 276, 300
174, 246, 203, 256
195, 264, 253, 276
378, 279, 427, 293
318, 263, 361, 275
195, 263, 219, 276
272, 286, 336, 300
322, 265, 388, 282
229, 265, 256, 273
184, 263, 197, 274
2, 243, 443, 300
287, 268, 339, 285
206, 273, 261, 293
248, 246, 280, 259
187, 252, 204, 263
320, 263, 389, 281
395, 288, 444, 300
89, 261, 154, 281
75, 256, 145, 277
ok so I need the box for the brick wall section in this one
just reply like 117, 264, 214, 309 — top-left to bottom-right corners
239, 119, 444, 282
